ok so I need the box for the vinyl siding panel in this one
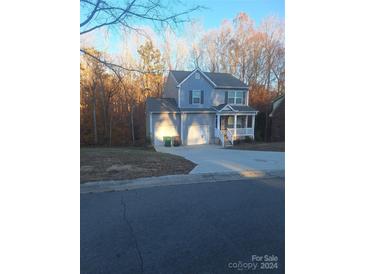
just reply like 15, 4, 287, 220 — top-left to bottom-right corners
162, 73, 178, 101
180, 71, 215, 108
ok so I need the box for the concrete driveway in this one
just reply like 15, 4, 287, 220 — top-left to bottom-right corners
155, 144, 284, 174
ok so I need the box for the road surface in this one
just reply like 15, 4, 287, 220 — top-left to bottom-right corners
81, 177, 284, 273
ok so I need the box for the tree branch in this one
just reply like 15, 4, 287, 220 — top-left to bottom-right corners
80, 48, 164, 75
80, 0, 101, 27
80, 0, 137, 35
80, 0, 203, 35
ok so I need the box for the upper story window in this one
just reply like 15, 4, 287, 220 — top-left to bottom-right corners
192, 90, 202, 104
195, 73, 200, 80
228, 91, 245, 105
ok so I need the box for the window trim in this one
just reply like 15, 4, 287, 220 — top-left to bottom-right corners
228, 90, 245, 105
192, 90, 202, 104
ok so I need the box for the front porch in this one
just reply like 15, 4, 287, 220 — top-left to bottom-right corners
214, 113, 256, 146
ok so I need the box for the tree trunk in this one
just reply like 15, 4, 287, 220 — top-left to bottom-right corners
99, 82, 108, 144
109, 115, 113, 146
264, 105, 270, 142
130, 105, 135, 145
92, 85, 98, 145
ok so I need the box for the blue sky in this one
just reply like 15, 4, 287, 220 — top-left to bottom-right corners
82, 0, 284, 54
196, 0, 284, 29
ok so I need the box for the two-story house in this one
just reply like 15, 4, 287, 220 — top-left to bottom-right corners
146, 68, 258, 146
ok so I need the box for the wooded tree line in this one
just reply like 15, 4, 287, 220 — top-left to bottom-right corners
80, 12, 284, 145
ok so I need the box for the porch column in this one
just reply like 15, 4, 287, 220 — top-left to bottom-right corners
252, 115, 256, 140
234, 114, 237, 139
181, 112, 184, 145
245, 115, 248, 128
217, 114, 221, 130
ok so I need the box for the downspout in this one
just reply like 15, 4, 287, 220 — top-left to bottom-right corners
246, 89, 249, 106
178, 87, 181, 108
180, 112, 184, 145
149, 112, 153, 144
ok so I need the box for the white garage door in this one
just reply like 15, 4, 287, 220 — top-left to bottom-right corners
187, 125, 209, 145
154, 124, 179, 146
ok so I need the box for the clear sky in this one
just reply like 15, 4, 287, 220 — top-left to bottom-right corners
83, 0, 285, 54
195, 0, 284, 29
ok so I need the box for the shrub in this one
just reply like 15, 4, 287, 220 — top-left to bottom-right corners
244, 136, 253, 143
145, 136, 151, 145
255, 130, 263, 142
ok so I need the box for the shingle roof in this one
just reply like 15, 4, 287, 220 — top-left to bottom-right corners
270, 94, 285, 116
213, 104, 257, 112
214, 104, 228, 111
170, 70, 248, 88
230, 105, 257, 112
146, 99, 257, 113
179, 107, 216, 112
170, 70, 190, 83
146, 98, 179, 112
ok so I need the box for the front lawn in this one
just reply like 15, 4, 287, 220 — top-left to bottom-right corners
227, 142, 285, 152
80, 147, 196, 183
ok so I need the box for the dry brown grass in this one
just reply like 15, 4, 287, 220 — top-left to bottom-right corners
80, 147, 196, 183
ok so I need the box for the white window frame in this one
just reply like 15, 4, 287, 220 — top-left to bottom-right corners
228, 91, 245, 105
192, 90, 202, 104
195, 73, 200, 79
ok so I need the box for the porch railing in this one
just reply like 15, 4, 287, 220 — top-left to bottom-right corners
227, 129, 233, 144
227, 127, 254, 136
214, 128, 225, 147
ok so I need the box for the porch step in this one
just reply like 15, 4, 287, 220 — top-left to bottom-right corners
223, 140, 233, 147
222, 134, 233, 147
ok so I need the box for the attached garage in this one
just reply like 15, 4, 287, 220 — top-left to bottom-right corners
151, 113, 181, 146
182, 113, 215, 145
186, 125, 210, 145
146, 98, 181, 146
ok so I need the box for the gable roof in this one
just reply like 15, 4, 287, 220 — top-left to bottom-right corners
270, 94, 285, 117
170, 70, 248, 89
213, 104, 257, 113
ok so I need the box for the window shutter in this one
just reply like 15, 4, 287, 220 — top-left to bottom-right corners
189, 90, 192, 104
201, 90, 204, 104
225, 91, 228, 104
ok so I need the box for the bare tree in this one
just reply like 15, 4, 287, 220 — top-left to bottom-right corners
80, 0, 202, 72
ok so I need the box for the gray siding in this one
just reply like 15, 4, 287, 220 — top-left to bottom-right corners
182, 113, 215, 145
213, 89, 248, 106
179, 71, 248, 108
162, 73, 178, 101
212, 89, 227, 106
180, 71, 215, 108
151, 113, 181, 146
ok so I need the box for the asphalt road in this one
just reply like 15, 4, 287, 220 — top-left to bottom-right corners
81, 178, 285, 274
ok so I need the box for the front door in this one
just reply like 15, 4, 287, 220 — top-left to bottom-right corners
220, 116, 228, 130
220, 116, 235, 130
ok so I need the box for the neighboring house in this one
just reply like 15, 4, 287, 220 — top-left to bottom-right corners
146, 68, 258, 146
269, 94, 285, 142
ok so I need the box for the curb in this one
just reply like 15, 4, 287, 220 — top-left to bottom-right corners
81, 169, 285, 194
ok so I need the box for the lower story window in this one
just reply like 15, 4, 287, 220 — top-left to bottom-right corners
237, 116, 244, 128
247, 116, 253, 128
